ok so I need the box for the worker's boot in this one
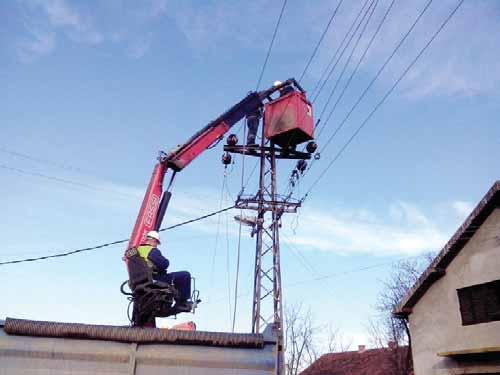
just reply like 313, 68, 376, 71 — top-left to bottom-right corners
246, 135, 257, 147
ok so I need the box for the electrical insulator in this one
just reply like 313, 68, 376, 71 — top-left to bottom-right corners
297, 159, 307, 173
227, 134, 238, 146
222, 152, 232, 165
306, 141, 317, 154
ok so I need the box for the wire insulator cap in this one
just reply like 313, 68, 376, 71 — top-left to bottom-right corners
222, 152, 232, 165
306, 141, 317, 154
227, 134, 238, 146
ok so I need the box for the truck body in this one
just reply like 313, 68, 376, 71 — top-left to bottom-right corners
0, 318, 277, 374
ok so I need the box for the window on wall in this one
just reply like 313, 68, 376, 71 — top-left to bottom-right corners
457, 280, 500, 326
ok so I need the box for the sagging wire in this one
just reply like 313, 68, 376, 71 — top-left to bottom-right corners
302, 0, 436, 181
298, 0, 345, 83
208, 169, 229, 302
255, 0, 288, 91
0, 206, 235, 266
301, 0, 465, 202
225, 199, 234, 330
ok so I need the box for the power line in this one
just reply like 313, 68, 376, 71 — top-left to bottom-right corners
303, 0, 465, 200
205, 253, 425, 306
224, 204, 233, 330
310, 0, 372, 102
280, 235, 318, 275
286, 258, 409, 288
298, 0, 345, 83
235, 0, 288, 181
255, 0, 288, 90
317, 0, 397, 140
314, 0, 380, 140
0, 163, 138, 199
315, 0, 378, 124
0, 205, 235, 266
0, 146, 91, 175
209, 171, 228, 288
303, 0, 435, 176
274, 0, 393, 199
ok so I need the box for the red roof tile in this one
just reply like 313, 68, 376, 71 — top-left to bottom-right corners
300, 346, 410, 375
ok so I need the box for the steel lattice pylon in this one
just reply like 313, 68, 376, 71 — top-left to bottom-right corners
225, 128, 308, 375
250, 139, 283, 329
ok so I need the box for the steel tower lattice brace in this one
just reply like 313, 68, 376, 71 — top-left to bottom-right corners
223, 79, 313, 374
229, 128, 305, 374
226, 143, 308, 374
249, 133, 285, 373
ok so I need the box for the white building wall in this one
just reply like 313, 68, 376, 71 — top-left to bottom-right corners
410, 208, 500, 375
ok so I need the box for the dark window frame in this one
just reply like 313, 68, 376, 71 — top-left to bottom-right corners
457, 279, 500, 326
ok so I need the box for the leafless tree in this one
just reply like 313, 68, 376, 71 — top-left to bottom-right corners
367, 254, 434, 375
284, 304, 348, 375
284, 304, 318, 375
325, 324, 352, 353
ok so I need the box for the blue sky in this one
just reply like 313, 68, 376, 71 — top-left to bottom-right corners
1, 0, 499, 347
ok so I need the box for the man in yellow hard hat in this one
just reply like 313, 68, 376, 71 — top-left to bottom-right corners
137, 230, 192, 312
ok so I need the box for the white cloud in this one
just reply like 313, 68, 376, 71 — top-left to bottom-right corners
34, 0, 103, 44
283, 202, 448, 256
15, 0, 167, 62
16, 29, 55, 63
150, 0, 168, 18
40, 0, 80, 28
127, 32, 153, 59
451, 200, 473, 219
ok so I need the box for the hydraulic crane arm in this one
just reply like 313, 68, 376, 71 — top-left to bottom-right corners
127, 79, 304, 251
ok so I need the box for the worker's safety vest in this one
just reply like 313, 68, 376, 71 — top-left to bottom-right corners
137, 245, 155, 270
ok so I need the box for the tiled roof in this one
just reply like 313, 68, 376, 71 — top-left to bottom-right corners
300, 346, 409, 375
394, 181, 500, 317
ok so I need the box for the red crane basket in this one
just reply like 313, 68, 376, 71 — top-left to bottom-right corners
264, 91, 314, 148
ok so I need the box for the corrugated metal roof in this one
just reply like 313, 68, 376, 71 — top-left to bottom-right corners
1, 318, 277, 375
4, 318, 266, 348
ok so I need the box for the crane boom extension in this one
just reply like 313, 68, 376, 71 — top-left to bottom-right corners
127, 79, 303, 252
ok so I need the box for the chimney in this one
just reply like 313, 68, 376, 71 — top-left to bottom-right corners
358, 345, 366, 353
388, 341, 397, 349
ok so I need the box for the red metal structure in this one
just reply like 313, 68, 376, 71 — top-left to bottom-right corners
123, 78, 314, 330
126, 78, 310, 252
264, 91, 314, 148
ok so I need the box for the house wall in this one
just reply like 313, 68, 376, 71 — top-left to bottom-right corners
410, 208, 500, 375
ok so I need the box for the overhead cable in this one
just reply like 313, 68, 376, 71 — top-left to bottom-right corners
282, 0, 378, 158
0, 163, 137, 199
298, 0, 345, 83
315, 0, 378, 122
314, 0, 381, 139
316, 0, 397, 141
302, 0, 435, 178
0, 146, 91, 175
224, 205, 233, 329
255, 0, 288, 90
302, 0, 465, 201
310, 0, 372, 102
0, 205, 235, 266
312, 0, 434, 165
